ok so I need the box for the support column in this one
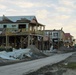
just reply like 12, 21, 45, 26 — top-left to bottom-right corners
36, 26, 38, 31
28, 25, 30, 46
28, 35, 30, 46
40, 26, 42, 30
14, 36, 16, 48
20, 36, 23, 48
6, 35, 9, 49
43, 26, 45, 30
2, 37, 4, 46
42, 26, 45, 51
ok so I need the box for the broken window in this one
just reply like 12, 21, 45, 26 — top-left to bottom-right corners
3, 25, 7, 28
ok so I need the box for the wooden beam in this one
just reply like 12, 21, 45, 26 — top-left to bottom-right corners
20, 36, 23, 48
28, 25, 30, 46
6, 34, 8, 49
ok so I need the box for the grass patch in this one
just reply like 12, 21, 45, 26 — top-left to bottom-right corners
65, 62, 76, 69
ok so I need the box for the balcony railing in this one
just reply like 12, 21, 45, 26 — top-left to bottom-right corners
5, 28, 44, 35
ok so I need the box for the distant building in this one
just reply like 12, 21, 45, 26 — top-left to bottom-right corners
64, 33, 74, 47
74, 39, 76, 45
44, 29, 65, 49
0, 15, 45, 49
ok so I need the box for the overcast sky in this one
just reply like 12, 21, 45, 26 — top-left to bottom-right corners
0, 0, 76, 38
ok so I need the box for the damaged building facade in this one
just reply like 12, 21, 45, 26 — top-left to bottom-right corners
0, 15, 45, 50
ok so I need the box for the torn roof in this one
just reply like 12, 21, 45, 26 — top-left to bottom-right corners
0, 15, 36, 22
0, 15, 45, 26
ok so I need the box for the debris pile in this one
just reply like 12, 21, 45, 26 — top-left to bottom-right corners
0, 48, 31, 60
59, 46, 76, 53
27, 45, 47, 59
0, 45, 47, 60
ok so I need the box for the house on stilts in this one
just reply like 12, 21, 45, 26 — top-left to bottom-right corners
0, 15, 45, 50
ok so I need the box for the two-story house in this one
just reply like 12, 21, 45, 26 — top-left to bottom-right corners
44, 29, 65, 49
0, 15, 45, 49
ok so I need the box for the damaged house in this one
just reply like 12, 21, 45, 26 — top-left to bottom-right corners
0, 15, 45, 50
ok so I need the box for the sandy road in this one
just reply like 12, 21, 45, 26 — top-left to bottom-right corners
0, 52, 74, 75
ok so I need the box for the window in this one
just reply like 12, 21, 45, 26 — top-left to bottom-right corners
53, 33, 58, 37
50, 32, 52, 35
45, 32, 47, 35
19, 24, 26, 29
12, 25, 16, 27
3, 25, 7, 28
47, 32, 49, 35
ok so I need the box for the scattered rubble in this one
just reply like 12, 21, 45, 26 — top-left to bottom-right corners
0, 45, 49, 66
0, 48, 31, 60
0, 45, 48, 60
59, 46, 76, 53
0, 45, 76, 75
